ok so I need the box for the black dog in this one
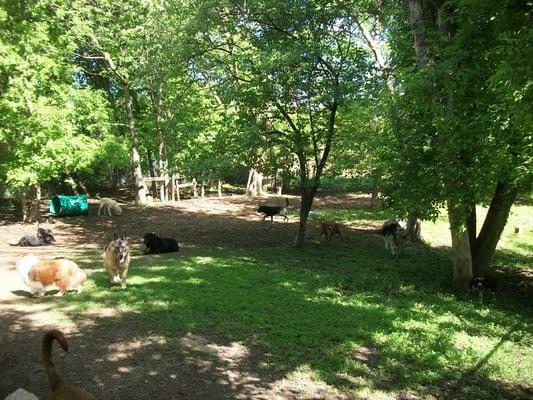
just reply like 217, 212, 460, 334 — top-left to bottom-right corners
143, 233, 180, 254
11, 227, 56, 246
469, 276, 496, 304
257, 198, 289, 222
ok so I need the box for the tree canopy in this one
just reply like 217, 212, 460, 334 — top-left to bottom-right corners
1, 0, 531, 284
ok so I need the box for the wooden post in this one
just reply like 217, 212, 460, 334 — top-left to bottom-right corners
171, 174, 176, 201
218, 179, 222, 198
277, 186, 282, 195
192, 178, 197, 198
164, 174, 169, 202
201, 181, 205, 199
159, 180, 164, 202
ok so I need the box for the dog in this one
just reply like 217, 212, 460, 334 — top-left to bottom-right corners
320, 223, 343, 241
10, 227, 56, 246
143, 232, 180, 254
257, 198, 289, 222
381, 220, 403, 255
16, 255, 87, 297
469, 276, 496, 305
43, 330, 96, 399
102, 234, 131, 289
96, 193, 122, 216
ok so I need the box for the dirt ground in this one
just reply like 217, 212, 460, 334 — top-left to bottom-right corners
0, 194, 378, 400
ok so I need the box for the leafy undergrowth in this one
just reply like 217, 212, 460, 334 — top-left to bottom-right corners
54, 203, 532, 399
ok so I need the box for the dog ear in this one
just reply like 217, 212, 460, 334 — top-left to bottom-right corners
113, 233, 118, 241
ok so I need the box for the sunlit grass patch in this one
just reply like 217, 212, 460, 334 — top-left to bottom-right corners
51, 200, 532, 399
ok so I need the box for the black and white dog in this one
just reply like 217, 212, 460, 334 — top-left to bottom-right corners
469, 277, 496, 304
143, 232, 180, 254
257, 198, 289, 222
11, 227, 56, 246
381, 219, 406, 255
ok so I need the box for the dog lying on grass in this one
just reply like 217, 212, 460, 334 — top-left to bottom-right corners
143, 232, 180, 254
320, 223, 343, 241
43, 330, 96, 400
10, 227, 56, 246
96, 193, 122, 216
103, 234, 131, 289
257, 198, 289, 222
16, 255, 87, 297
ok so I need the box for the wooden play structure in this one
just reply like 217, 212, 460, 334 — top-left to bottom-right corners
246, 168, 282, 196
144, 174, 223, 202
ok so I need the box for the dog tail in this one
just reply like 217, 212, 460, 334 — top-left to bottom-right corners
43, 329, 68, 391
96, 193, 101, 199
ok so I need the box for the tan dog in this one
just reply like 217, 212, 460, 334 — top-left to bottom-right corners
102, 234, 131, 289
16, 255, 87, 297
320, 223, 343, 241
43, 330, 96, 400
96, 193, 122, 216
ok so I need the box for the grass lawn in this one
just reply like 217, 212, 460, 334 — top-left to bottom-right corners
53, 201, 532, 399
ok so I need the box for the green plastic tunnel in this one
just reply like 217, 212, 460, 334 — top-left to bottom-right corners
49, 194, 89, 217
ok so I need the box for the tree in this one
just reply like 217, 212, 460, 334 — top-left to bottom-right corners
191, 0, 373, 246
62, 0, 155, 204
383, 0, 532, 289
0, 0, 119, 221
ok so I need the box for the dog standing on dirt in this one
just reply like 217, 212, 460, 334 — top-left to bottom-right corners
257, 198, 289, 222
96, 193, 123, 216
43, 330, 96, 400
16, 255, 87, 297
103, 234, 131, 289
320, 223, 343, 241
10, 227, 56, 246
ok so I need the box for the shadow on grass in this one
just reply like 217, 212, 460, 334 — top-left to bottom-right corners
4, 243, 529, 399
1, 196, 531, 399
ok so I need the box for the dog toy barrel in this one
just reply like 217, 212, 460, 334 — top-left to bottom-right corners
49, 194, 89, 217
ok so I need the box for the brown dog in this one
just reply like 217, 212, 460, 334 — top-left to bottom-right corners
43, 330, 96, 400
16, 255, 87, 297
102, 234, 131, 289
320, 223, 343, 241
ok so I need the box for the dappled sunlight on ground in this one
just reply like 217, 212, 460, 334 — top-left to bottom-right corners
1, 194, 531, 399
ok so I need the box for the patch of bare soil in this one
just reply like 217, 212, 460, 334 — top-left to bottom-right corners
0, 194, 377, 400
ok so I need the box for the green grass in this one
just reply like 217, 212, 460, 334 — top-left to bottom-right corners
53, 202, 532, 399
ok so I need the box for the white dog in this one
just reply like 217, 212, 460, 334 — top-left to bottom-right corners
96, 194, 122, 216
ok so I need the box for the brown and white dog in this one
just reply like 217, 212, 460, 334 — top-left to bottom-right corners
16, 255, 87, 297
102, 234, 131, 289
43, 330, 96, 400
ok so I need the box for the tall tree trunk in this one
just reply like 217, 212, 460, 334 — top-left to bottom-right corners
95, 47, 146, 204
405, 213, 423, 242
153, 82, 169, 200
147, 150, 158, 197
447, 201, 473, 292
21, 185, 41, 223
371, 175, 380, 208
466, 203, 477, 250
294, 183, 318, 248
409, 0, 473, 289
246, 168, 254, 195
471, 181, 518, 276
124, 83, 147, 204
